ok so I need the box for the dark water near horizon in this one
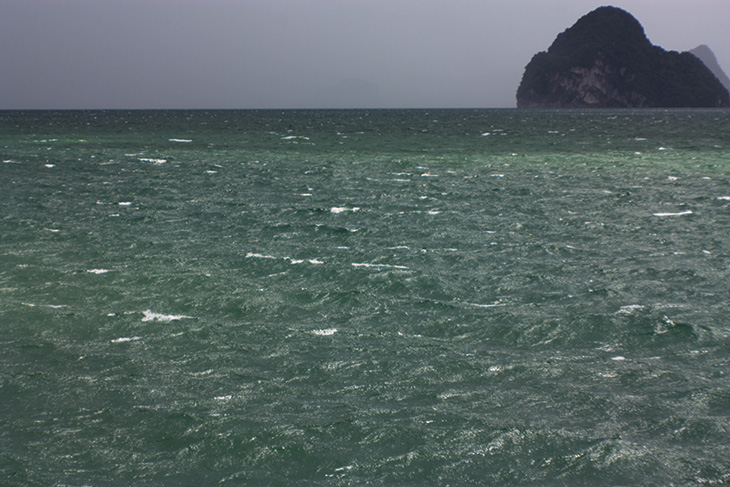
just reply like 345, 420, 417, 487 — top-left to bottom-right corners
2, 109, 730, 486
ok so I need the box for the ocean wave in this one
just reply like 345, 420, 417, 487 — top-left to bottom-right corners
141, 310, 192, 322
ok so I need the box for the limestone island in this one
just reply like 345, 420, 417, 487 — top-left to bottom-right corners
516, 6, 730, 108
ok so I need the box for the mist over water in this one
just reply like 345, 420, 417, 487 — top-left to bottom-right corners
2, 109, 730, 485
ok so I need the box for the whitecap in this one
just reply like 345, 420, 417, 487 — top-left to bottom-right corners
465, 301, 506, 309
141, 310, 191, 322
611, 356, 626, 361
118, 202, 132, 206
352, 263, 408, 269
312, 328, 337, 336
652, 210, 693, 217
308, 259, 324, 264
111, 336, 141, 343
86, 269, 110, 274
139, 158, 167, 164
717, 196, 730, 201
421, 173, 438, 177
281, 135, 310, 140
44, 164, 56, 168
617, 304, 645, 314
169, 139, 192, 143
246, 252, 276, 259
330, 207, 360, 213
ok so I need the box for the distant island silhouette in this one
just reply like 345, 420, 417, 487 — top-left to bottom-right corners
516, 6, 730, 108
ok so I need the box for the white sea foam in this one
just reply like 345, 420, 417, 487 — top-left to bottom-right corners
281, 135, 310, 140
139, 158, 167, 164
465, 301, 506, 309
111, 336, 141, 343
86, 269, 110, 274
717, 196, 730, 201
246, 253, 323, 265
331, 207, 360, 213
246, 252, 276, 259
421, 173, 438, 177
169, 139, 192, 143
118, 202, 132, 206
352, 263, 408, 269
312, 328, 337, 336
289, 258, 320, 264
653, 210, 693, 217
611, 356, 626, 361
618, 304, 645, 314
141, 310, 191, 322
44, 164, 56, 168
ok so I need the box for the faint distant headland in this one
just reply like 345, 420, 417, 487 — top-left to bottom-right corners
516, 6, 730, 108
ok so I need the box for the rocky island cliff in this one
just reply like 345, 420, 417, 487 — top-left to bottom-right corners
516, 6, 730, 108
689, 44, 730, 93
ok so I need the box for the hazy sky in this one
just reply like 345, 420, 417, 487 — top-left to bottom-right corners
2, 0, 728, 109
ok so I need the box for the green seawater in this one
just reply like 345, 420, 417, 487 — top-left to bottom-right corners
1, 109, 730, 486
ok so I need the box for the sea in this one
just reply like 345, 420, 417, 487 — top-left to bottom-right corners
1, 108, 729, 486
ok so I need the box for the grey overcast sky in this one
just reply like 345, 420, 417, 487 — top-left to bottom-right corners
1, 0, 728, 109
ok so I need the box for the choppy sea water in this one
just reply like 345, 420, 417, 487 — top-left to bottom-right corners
1, 109, 730, 486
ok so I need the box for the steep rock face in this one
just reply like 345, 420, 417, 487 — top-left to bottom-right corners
689, 45, 730, 93
522, 56, 648, 108
517, 6, 730, 108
